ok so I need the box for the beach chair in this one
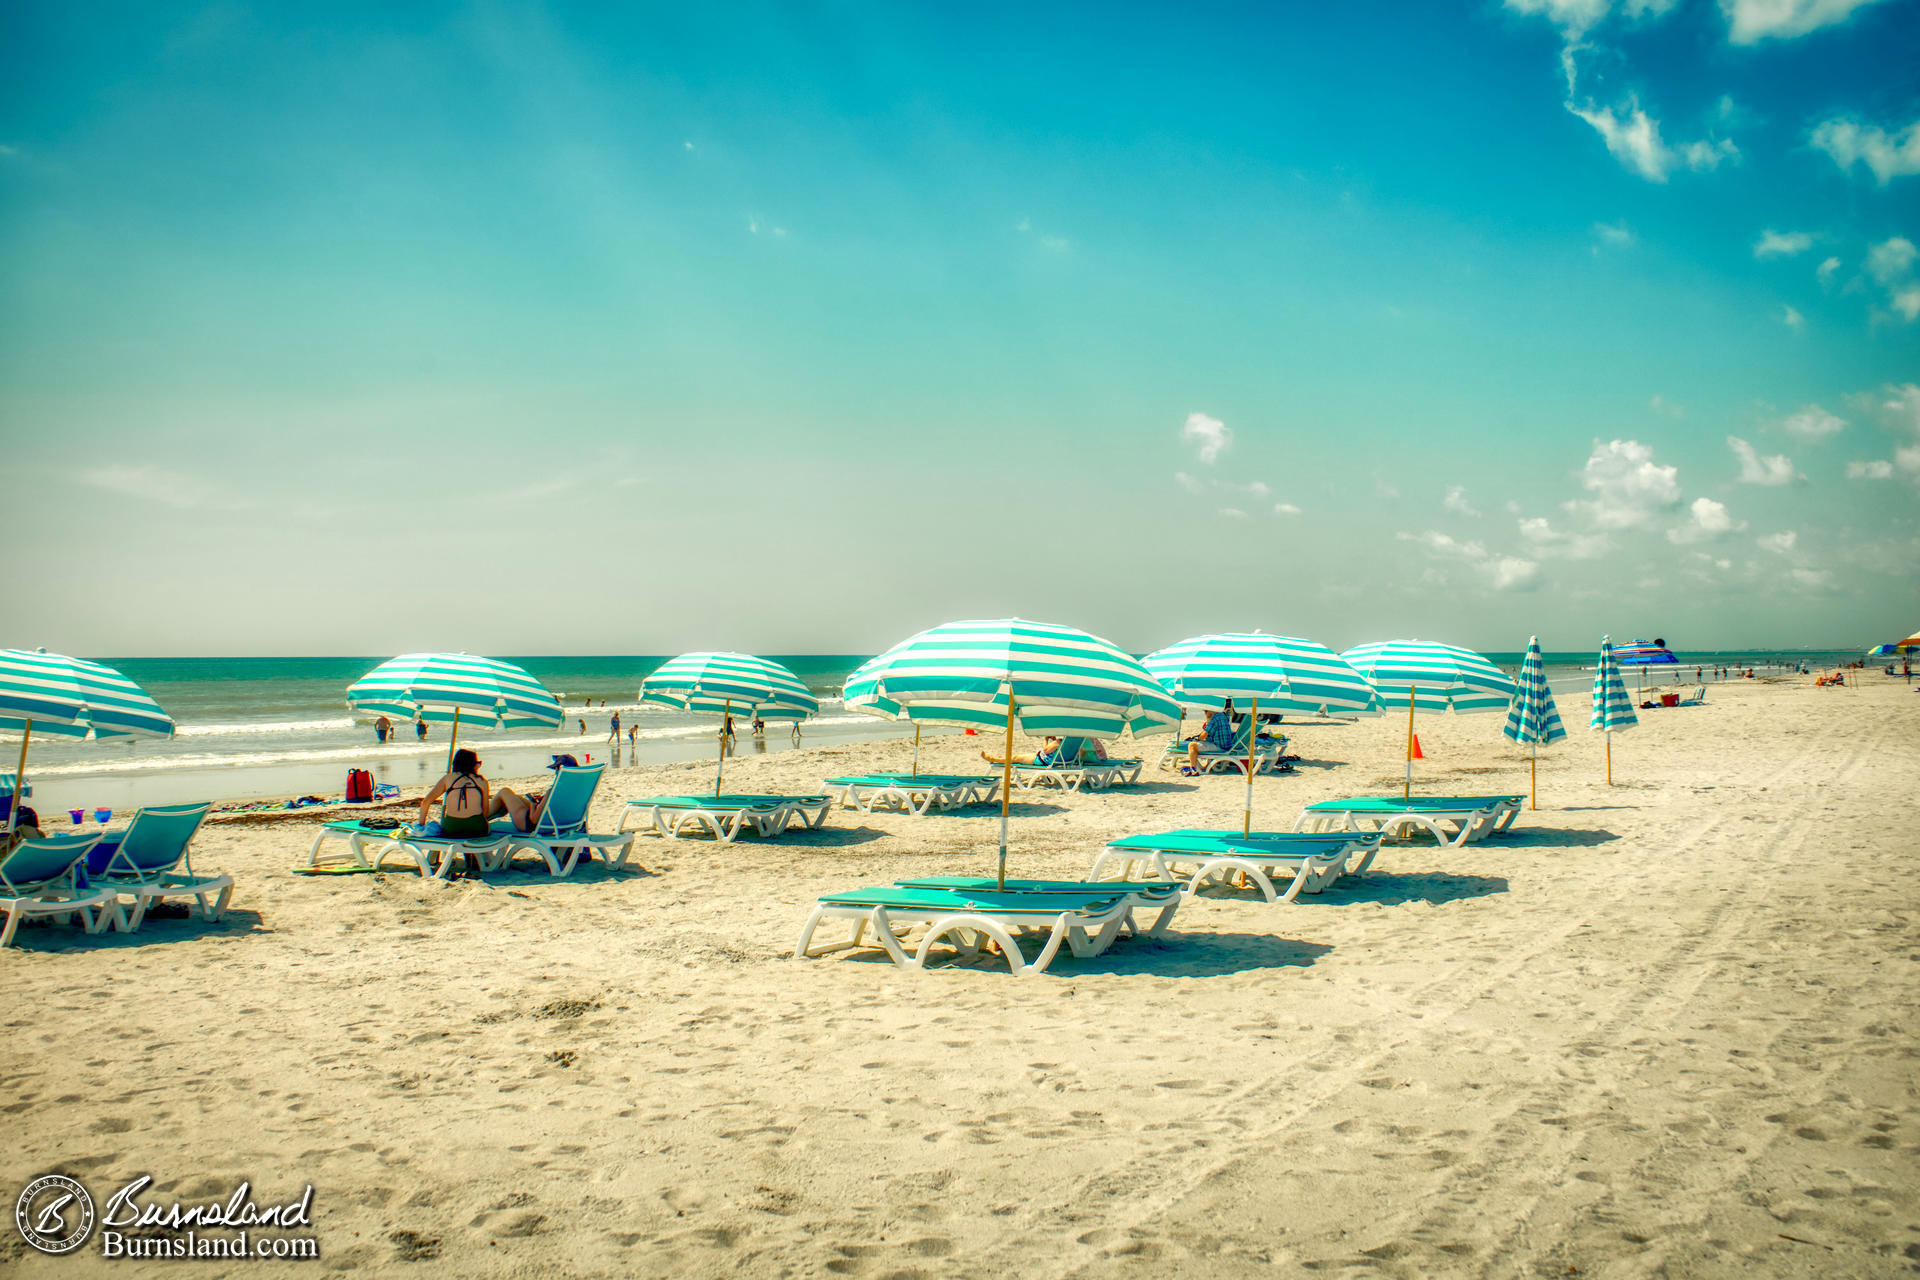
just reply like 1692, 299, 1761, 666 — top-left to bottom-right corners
1680, 685, 1708, 706
893, 876, 1182, 935
495, 764, 637, 876
794, 885, 1147, 976
1159, 720, 1284, 776
85, 802, 233, 930
1011, 739, 1143, 792
1090, 829, 1379, 903
0, 834, 121, 946
823, 774, 999, 815
621, 794, 831, 842
1293, 796, 1523, 848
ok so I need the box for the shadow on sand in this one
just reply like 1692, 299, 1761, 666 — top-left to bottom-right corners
1500, 827, 1620, 849
10, 905, 271, 951
1310, 871, 1509, 908
886, 933, 1335, 978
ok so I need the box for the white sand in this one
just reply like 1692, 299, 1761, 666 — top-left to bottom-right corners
4, 675, 1916, 1277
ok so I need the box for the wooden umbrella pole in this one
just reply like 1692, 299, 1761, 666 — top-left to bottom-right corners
912, 724, 920, 779
1530, 741, 1537, 811
1605, 732, 1612, 787
997, 692, 1015, 890
5, 719, 29, 838
1243, 697, 1258, 837
716, 698, 729, 797
1404, 685, 1416, 800
445, 707, 461, 776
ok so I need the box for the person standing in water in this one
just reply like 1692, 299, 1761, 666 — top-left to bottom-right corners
608, 710, 622, 743
375, 715, 392, 744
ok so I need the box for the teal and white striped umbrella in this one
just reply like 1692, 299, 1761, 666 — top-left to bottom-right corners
844, 618, 1180, 885
1590, 635, 1638, 785
0, 648, 177, 834
1502, 636, 1565, 809
640, 652, 818, 794
347, 653, 564, 730
1145, 632, 1380, 836
1342, 640, 1517, 798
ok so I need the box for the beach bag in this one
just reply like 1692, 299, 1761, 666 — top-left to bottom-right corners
345, 769, 374, 803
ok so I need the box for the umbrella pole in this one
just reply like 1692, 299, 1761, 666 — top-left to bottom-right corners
716, 699, 729, 797
5, 719, 29, 838
1404, 685, 1416, 800
1530, 741, 1537, 811
912, 724, 920, 779
997, 694, 1015, 890
1605, 732, 1612, 787
1244, 697, 1258, 837
445, 707, 460, 776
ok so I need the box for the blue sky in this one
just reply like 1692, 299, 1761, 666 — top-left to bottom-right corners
1, 1, 1915, 657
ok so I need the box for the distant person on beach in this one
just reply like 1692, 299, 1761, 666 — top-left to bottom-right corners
4, 805, 42, 852
608, 710, 621, 742
1186, 700, 1240, 771
375, 715, 392, 744
414, 717, 427, 741
418, 749, 542, 838
751, 718, 766, 740
577, 718, 586, 735
627, 724, 637, 750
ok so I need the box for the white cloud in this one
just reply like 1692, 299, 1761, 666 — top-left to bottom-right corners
1273, 502, 1302, 516
1783, 405, 1846, 440
1399, 530, 1487, 559
1754, 229, 1814, 258
1681, 137, 1740, 171
1174, 471, 1206, 495
1722, 0, 1887, 42
1246, 480, 1272, 500
1486, 557, 1544, 591
1569, 101, 1676, 181
1518, 515, 1611, 559
1790, 567, 1837, 590
1812, 117, 1920, 184
1867, 237, 1917, 284
1757, 530, 1798, 554
1507, 0, 1679, 36
1443, 485, 1481, 517
1894, 288, 1920, 322
1181, 412, 1232, 464
1667, 496, 1745, 544
80, 464, 218, 509
1728, 435, 1800, 485
683, 140, 695, 152
1847, 459, 1894, 479
1816, 256, 1842, 288
1219, 507, 1248, 520
1780, 304, 1806, 331
1649, 393, 1684, 418
1566, 439, 1681, 529
1593, 220, 1635, 248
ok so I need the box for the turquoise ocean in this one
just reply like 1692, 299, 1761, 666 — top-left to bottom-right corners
14, 650, 1856, 815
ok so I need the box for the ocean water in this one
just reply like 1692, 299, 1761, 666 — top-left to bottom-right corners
10, 649, 1855, 814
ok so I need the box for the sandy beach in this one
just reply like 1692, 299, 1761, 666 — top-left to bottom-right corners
4, 673, 1915, 1277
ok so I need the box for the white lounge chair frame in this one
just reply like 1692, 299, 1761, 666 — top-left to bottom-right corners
826, 777, 1000, 815
794, 894, 1171, 977
495, 765, 638, 876
1292, 798, 1521, 848
0, 835, 121, 947
1089, 832, 1380, 904
619, 796, 830, 842
92, 803, 234, 931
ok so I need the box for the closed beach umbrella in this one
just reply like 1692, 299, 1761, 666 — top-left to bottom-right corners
1502, 636, 1566, 810
347, 652, 563, 769
843, 618, 1180, 887
1341, 640, 1518, 799
1590, 636, 1638, 785
0, 648, 177, 836
639, 652, 818, 795
1145, 632, 1380, 835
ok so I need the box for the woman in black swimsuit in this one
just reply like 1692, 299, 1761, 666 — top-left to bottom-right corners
418, 749, 541, 836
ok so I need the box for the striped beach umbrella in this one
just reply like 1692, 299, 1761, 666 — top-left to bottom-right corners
0, 649, 177, 835
640, 652, 819, 794
1502, 636, 1566, 810
347, 653, 563, 768
1614, 638, 1678, 693
1145, 632, 1380, 834
1590, 636, 1638, 786
1341, 640, 1518, 798
844, 618, 1180, 886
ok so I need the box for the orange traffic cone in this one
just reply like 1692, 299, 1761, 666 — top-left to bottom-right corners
1410, 735, 1424, 760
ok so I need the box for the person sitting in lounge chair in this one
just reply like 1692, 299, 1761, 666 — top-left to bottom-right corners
982, 736, 1067, 767
3, 805, 42, 853
1186, 700, 1240, 772
419, 749, 543, 837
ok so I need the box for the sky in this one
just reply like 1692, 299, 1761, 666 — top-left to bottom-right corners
1, 0, 1916, 658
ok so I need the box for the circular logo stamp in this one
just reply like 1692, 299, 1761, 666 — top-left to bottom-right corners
16, 1174, 96, 1255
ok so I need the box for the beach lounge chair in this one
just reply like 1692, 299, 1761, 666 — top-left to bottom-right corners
1011, 739, 1145, 792
1158, 721, 1285, 776
892, 876, 1182, 933
0, 833, 121, 946
1293, 795, 1524, 848
621, 794, 833, 842
794, 885, 1150, 976
1090, 829, 1380, 903
824, 774, 1000, 815
495, 763, 637, 876
85, 802, 233, 930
